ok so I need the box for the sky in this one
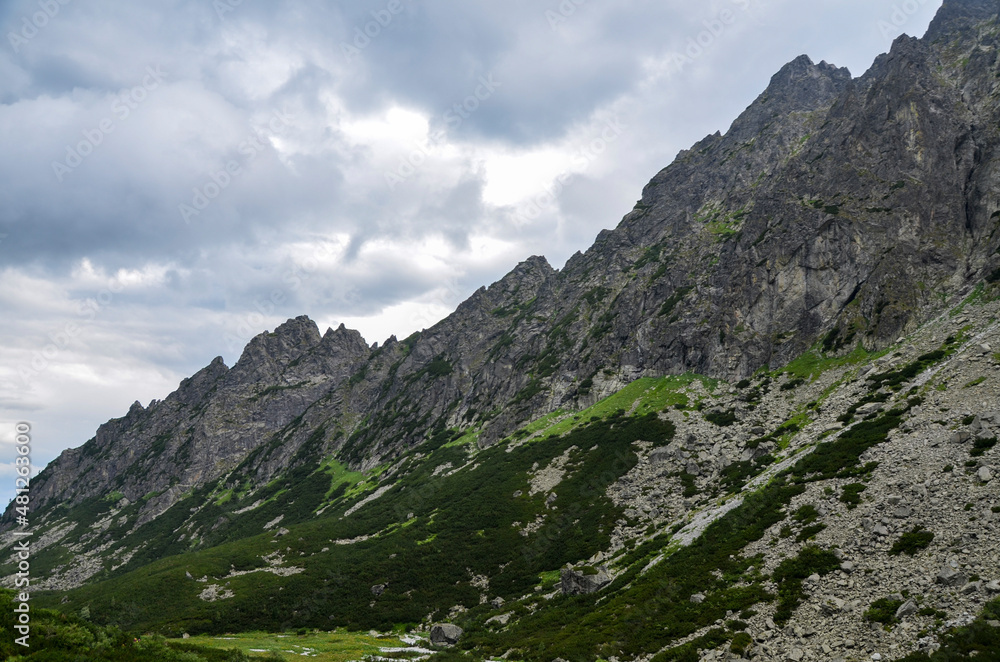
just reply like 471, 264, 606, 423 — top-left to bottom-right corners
0, 0, 942, 505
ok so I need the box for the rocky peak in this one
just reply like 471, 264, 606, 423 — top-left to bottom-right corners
926, 0, 999, 41
171, 355, 229, 406
321, 323, 370, 353
230, 316, 322, 379
726, 55, 852, 143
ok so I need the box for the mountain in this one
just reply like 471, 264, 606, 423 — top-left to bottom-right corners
3, 1, 1000, 660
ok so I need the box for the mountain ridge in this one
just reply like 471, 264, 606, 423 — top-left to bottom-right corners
4, 2, 1000, 660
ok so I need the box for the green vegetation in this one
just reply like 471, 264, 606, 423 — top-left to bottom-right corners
730, 631, 753, 656
772, 546, 841, 626
865, 597, 905, 625
18, 365, 920, 661
0, 590, 261, 661
889, 526, 935, 556
867, 336, 960, 392
840, 482, 866, 509
695, 203, 748, 240
658, 286, 693, 318
704, 409, 737, 427
173, 630, 415, 661
971, 437, 998, 457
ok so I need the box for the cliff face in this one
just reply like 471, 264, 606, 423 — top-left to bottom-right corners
4, 0, 1000, 615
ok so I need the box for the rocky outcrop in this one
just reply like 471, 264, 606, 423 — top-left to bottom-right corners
429, 623, 463, 647
560, 567, 612, 595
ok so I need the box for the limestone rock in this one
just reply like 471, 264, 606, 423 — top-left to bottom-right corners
560, 567, 612, 595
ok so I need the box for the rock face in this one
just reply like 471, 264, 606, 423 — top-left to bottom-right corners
430, 623, 463, 647
560, 567, 612, 595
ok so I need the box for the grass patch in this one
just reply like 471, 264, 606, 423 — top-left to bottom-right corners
172, 630, 414, 661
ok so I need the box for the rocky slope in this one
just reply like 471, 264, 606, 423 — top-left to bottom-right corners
3, 1, 1000, 660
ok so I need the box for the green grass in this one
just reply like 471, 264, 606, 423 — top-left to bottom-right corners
171, 630, 414, 661
781, 344, 876, 381
521, 374, 716, 441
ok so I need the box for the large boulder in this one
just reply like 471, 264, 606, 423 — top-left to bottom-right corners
430, 623, 463, 647
560, 567, 612, 595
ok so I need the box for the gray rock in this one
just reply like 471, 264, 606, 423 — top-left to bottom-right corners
821, 596, 846, 615
985, 580, 1000, 594
978, 467, 993, 483
649, 448, 672, 463
689, 593, 706, 604
895, 600, 918, 619
840, 561, 856, 573
371, 583, 386, 597
560, 567, 612, 595
936, 567, 967, 587
430, 623, 463, 647
961, 581, 982, 595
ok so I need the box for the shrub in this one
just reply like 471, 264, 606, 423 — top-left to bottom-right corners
971, 437, 998, 457
772, 546, 841, 625
865, 597, 905, 625
705, 409, 738, 427
730, 631, 753, 655
840, 483, 866, 508
889, 526, 934, 556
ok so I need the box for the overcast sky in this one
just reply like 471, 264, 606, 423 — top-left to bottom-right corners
0, 0, 942, 504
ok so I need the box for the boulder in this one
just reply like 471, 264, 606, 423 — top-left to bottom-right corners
821, 596, 846, 615
961, 581, 982, 595
649, 448, 672, 463
936, 566, 967, 587
978, 467, 993, 483
895, 600, 918, 619
689, 593, 706, 604
560, 567, 612, 595
430, 623, 463, 647
371, 583, 386, 597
